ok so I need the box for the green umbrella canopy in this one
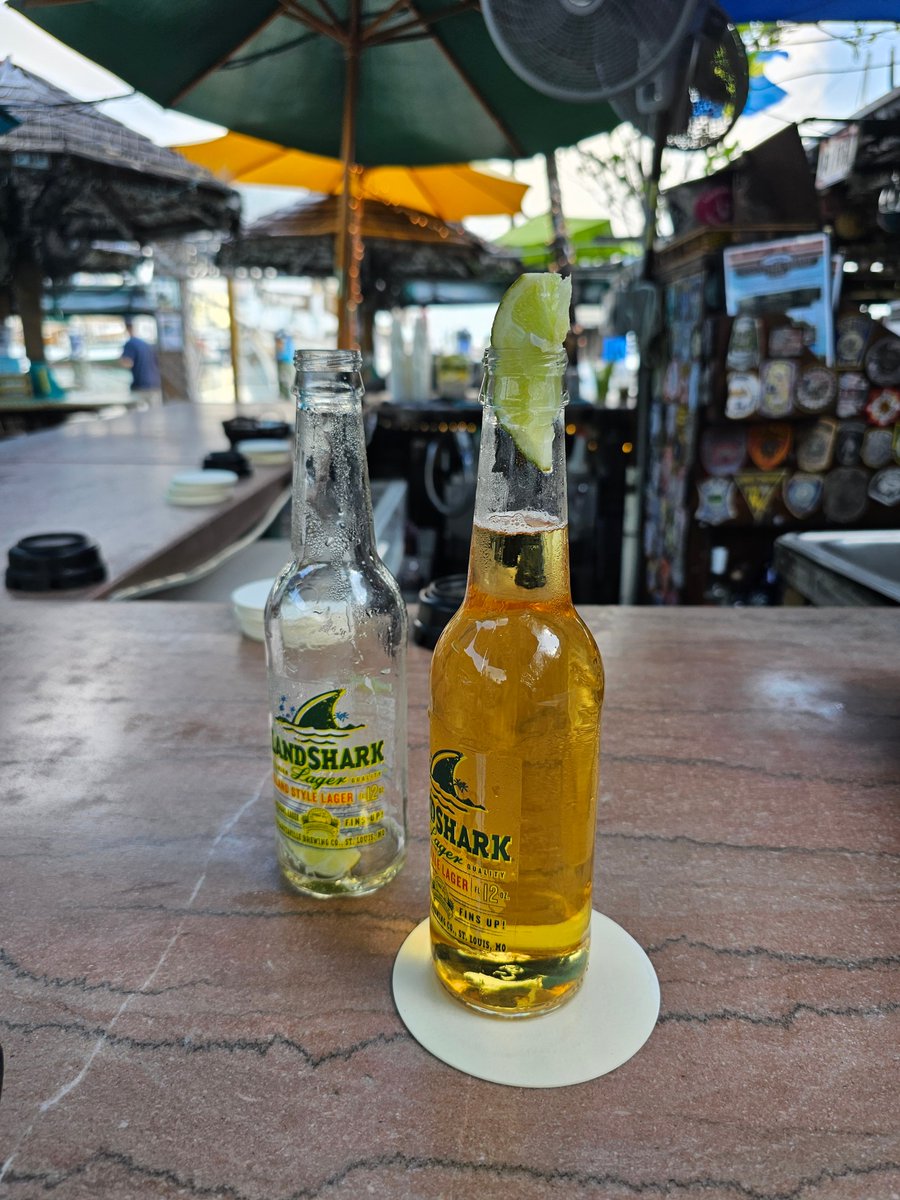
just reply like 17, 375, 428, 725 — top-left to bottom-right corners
14, 0, 622, 346
496, 213, 641, 268
12, 0, 619, 166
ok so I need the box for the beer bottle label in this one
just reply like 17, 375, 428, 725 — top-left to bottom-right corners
270, 684, 391, 853
429, 748, 519, 952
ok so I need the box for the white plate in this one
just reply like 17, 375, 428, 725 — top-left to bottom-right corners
168, 482, 232, 495
166, 490, 232, 507
168, 482, 233, 495
246, 453, 291, 466
236, 439, 292, 457
170, 469, 239, 488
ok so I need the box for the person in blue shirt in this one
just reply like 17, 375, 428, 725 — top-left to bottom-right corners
274, 329, 295, 399
120, 319, 161, 395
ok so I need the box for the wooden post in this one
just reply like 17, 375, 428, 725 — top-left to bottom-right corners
13, 249, 46, 367
227, 275, 241, 404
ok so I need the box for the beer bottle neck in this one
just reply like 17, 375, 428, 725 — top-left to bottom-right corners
470, 350, 572, 600
290, 351, 376, 564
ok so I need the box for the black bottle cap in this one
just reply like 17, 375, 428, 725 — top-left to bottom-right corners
412, 574, 467, 650
6, 533, 107, 592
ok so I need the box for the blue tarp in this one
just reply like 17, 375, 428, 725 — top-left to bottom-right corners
728, 1, 898, 18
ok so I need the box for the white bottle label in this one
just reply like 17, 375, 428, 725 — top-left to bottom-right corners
270, 684, 391, 852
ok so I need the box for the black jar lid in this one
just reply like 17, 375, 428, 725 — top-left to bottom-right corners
222, 416, 291, 446
203, 449, 252, 477
412, 574, 467, 649
6, 533, 108, 592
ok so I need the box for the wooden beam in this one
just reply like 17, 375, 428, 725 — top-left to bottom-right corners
169, 11, 281, 107
279, 0, 346, 44
403, 0, 525, 157
311, 0, 343, 28
366, 0, 476, 46
361, 0, 408, 43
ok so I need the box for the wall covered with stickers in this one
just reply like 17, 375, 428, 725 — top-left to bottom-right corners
642, 238, 900, 606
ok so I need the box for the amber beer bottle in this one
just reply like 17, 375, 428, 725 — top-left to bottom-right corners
429, 347, 605, 1015
265, 350, 408, 897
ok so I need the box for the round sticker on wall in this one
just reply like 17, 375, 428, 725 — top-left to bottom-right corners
696, 477, 738, 525
868, 467, 900, 507
834, 420, 866, 467
699, 426, 747, 476
836, 373, 869, 419
865, 336, 900, 387
759, 360, 796, 418
783, 472, 824, 519
865, 388, 900, 427
795, 366, 837, 414
861, 427, 894, 470
748, 423, 792, 470
835, 314, 871, 369
823, 467, 869, 524
796, 418, 838, 473
727, 316, 763, 372
725, 373, 761, 420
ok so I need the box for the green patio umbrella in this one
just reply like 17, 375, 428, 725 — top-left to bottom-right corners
12, 0, 619, 345
497, 214, 641, 269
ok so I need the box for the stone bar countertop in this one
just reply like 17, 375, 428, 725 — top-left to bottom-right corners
0, 403, 293, 599
1, 603, 898, 1199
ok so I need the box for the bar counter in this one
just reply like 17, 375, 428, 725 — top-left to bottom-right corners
0, 403, 292, 598
1, 602, 898, 1198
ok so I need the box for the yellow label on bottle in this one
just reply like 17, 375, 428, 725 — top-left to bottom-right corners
429, 748, 517, 953
271, 687, 387, 851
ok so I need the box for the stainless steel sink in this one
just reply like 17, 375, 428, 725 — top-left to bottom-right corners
775, 531, 900, 606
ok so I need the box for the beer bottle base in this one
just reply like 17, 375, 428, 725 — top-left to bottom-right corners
431, 937, 588, 1017
277, 843, 407, 898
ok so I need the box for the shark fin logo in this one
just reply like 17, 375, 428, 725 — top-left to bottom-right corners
276, 689, 362, 739
430, 749, 485, 814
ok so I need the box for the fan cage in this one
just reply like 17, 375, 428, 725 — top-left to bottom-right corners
481, 0, 703, 104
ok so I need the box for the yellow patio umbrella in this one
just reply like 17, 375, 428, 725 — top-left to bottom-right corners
174, 131, 528, 224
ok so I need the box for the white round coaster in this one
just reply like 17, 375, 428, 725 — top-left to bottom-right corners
392, 910, 660, 1088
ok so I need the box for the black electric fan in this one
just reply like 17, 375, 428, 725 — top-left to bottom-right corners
481, 0, 749, 150
610, 4, 749, 151
481, 0, 702, 105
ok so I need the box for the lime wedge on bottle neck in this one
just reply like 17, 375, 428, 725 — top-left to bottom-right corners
489, 272, 572, 472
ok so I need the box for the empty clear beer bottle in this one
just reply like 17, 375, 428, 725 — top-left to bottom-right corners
265, 350, 408, 897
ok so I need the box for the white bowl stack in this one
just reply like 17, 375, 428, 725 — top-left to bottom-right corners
236, 438, 292, 466
231, 585, 355, 646
231, 578, 275, 641
166, 469, 239, 507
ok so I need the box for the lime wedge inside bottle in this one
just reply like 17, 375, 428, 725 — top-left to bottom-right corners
489, 272, 572, 471
294, 845, 361, 878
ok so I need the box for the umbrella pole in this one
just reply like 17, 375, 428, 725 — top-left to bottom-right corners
227, 275, 242, 404
640, 114, 668, 282
336, 0, 362, 350
544, 152, 572, 276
